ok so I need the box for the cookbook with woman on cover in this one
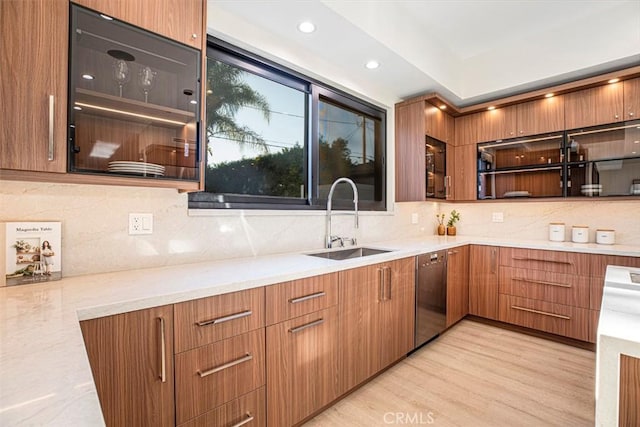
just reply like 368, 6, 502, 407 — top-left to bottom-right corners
1, 222, 62, 286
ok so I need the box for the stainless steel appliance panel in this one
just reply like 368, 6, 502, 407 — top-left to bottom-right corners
415, 250, 447, 349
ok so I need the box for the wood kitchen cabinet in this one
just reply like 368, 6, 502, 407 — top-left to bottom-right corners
468, 245, 499, 320
395, 102, 427, 202
454, 114, 478, 146
516, 95, 565, 136
0, 0, 68, 173
339, 257, 415, 394
589, 254, 640, 310
265, 273, 340, 426
267, 307, 340, 427
450, 144, 477, 201
564, 82, 624, 129
425, 103, 454, 144
72, 0, 205, 49
80, 305, 175, 427
624, 77, 640, 120
447, 245, 469, 327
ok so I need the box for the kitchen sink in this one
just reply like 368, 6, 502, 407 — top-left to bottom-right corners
306, 247, 392, 261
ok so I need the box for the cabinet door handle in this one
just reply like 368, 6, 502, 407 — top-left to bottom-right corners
511, 305, 571, 320
512, 256, 572, 266
48, 95, 55, 161
378, 268, 385, 301
444, 176, 451, 198
289, 318, 324, 334
197, 353, 253, 378
491, 248, 497, 274
196, 310, 252, 327
448, 250, 458, 255
158, 317, 166, 383
230, 413, 254, 427
385, 267, 392, 300
289, 291, 326, 304
513, 277, 572, 288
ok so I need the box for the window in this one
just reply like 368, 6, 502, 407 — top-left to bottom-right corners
189, 38, 386, 210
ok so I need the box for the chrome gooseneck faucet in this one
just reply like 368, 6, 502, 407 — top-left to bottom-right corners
325, 177, 359, 248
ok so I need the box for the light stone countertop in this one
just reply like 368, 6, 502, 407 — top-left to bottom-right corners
595, 265, 640, 427
1, 235, 639, 426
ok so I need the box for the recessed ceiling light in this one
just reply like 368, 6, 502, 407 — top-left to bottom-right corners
297, 21, 316, 33
73, 106, 82, 111
632, 151, 637, 155
82, 74, 95, 80
608, 78, 620, 84
545, 93, 554, 98
365, 60, 380, 70
99, 14, 113, 21
439, 105, 447, 110
634, 140, 639, 144
487, 106, 496, 111
189, 100, 198, 105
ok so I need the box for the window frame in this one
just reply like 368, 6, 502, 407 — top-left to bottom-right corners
190, 36, 387, 211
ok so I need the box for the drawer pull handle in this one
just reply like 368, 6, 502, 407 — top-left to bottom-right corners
512, 256, 572, 266
289, 291, 326, 304
196, 310, 253, 327
513, 277, 572, 288
378, 268, 385, 301
511, 305, 571, 320
231, 413, 254, 427
197, 353, 253, 378
289, 318, 324, 334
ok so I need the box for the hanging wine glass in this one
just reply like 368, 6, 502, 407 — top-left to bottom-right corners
138, 66, 156, 103
112, 59, 130, 97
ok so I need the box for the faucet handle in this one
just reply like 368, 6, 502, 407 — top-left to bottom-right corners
330, 236, 345, 247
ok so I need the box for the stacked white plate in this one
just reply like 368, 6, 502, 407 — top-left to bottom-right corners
108, 161, 165, 177
581, 184, 602, 196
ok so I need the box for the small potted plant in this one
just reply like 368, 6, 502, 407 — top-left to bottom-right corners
446, 210, 461, 236
436, 213, 445, 236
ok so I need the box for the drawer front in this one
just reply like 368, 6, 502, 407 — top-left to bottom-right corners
498, 294, 597, 342
590, 254, 640, 278
499, 266, 590, 308
175, 329, 266, 424
499, 247, 588, 275
178, 387, 265, 427
265, 273, 338, 325
174, 287, 265, 353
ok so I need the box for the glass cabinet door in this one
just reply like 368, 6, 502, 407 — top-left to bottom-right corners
477, 134, 564, 199
68, 5, 201, 181
426, 136, 446, 199
566, 121, 640, 197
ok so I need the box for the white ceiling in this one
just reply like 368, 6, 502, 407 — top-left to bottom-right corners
207, 0, 640, 107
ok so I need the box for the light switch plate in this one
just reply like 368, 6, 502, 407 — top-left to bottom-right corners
492, 212, 504, 223
129, 213, 153, 235
411, 213, 419, 224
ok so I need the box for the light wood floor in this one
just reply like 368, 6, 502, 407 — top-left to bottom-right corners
304, 319, 595, 426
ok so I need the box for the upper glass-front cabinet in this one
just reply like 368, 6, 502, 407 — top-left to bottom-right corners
476, 120, 640, 199
68, 5, 201, 181
566, 121, 640, 197
477, 134, 564, 199
426, 136, 447, 199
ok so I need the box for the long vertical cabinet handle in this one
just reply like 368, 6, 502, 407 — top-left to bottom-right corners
445, 176, 451, 199
48, 95, 55, 161
490, 248, 497, 274
385, 267, 392, 300
158, 317, 166, 383
378, 268, 385, 301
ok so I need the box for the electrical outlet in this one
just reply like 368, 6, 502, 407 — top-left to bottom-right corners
129, 213, 153, 235
492, 212, 504, 223
411, 213, 419, 224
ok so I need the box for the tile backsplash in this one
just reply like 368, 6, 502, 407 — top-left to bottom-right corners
1, 179, 638, 277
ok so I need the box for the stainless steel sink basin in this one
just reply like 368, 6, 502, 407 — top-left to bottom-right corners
306, 247, 392, 261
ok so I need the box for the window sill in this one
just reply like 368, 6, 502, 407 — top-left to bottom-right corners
188, 207, 395, 217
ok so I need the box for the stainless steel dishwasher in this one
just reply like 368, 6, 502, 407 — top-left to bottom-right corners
414, 250, 447, 349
